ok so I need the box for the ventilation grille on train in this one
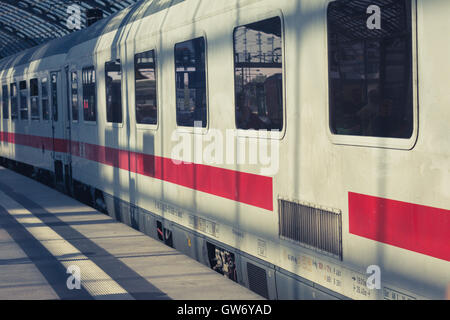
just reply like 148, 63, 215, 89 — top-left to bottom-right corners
247, 262, 269, 299
278, 199, 342, 260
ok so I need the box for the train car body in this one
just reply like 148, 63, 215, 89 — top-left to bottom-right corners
0, 0, 449, 300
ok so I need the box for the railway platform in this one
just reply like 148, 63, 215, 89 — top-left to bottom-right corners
0, 166, 263, 300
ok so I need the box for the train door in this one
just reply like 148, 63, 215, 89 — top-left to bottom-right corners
64, 66, 73, 194
50, 70, 70, 192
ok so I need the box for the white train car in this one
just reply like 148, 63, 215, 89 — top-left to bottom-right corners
0, 0, 449, 300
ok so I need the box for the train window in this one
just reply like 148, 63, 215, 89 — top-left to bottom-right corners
174, 37, 207, 128
71, 71, 79, 122
234, 17, 284, 131
135, 50, 157, 125
82, 67, 96, 122
30, 78, 40, 121
2, 85, 8, 120
105, 60, 123, 124
327, 0, 413, 139
19, 81, 28, 120
10, 83, 18, 120
51, 73, 58, 121
41, 77, 50, 120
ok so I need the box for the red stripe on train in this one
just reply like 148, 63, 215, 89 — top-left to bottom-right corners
349, 192, 450, 262
0, 131, 273, 211
0, 131, 68, 153
82, 142, 273, 211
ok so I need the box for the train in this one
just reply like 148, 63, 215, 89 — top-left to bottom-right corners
0, 0, 449, 300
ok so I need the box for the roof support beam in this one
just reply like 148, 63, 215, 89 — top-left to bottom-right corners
0, 32, 29, 58
0, 21, 40, 47
0, 0, 69, 34
0, 0, 140, 60
77, 0, 116, 15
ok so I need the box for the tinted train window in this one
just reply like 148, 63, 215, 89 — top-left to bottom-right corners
50, 73, 58, 121
135, 50, 157, 125
82, 67, 96, 122
41, 77, 49, 120
10, 83, 18, 120
19, 81, 28, 120
71, 72, 79, 122
2, 85, 8, 119
30, 78, 39, 120
175, 37, 207, 128
234, 17, 284, 131
105, 60, 122, 124
328, 0, 413, 139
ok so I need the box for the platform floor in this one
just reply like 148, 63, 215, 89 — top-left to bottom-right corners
0, 166, 263, 300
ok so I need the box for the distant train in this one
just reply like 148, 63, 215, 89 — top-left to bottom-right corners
1, 0, 449, 299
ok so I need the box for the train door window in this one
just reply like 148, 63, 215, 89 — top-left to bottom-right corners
234, 17, 284, 131
82, 66, 96, 122
71, 71, 79, 122
327, 0, 413, 139
105, 60, 123, 124
2, 85, 8, 120
30, 78, 40, 121
174, 37, 207, 128
10, 83, 18, 120
19, 81, 28, 120
135, 50, 157, 125
41, 77, 50, 120
51, 73, 58, 121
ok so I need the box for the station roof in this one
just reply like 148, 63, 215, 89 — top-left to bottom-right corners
0, 0, 140, 59
0, 0, 409, 61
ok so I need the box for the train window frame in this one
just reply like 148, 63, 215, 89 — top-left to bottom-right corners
82, 66, 97, 124
173, 34, 210, 134
41, 76, 50, 122
10, 82, 18, 121
104, 59, 124, 126
325, 0, 419, 150
19, 80, 29, 121
232, 11, 287, 141
50, 72, 59, 122
1, 84, 9, 121
135, 49, 159, 130
30, 78, 40, 121
70, 70, 79, 123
